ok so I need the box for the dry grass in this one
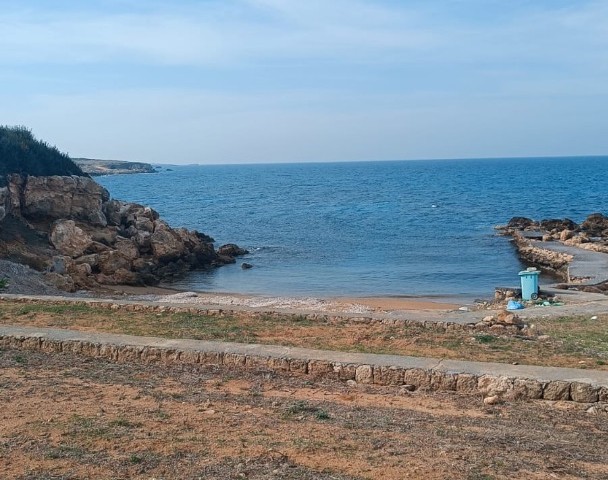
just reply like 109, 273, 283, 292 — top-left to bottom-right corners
1, 348, 607, 480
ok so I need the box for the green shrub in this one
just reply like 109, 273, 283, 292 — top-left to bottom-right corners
0, 125, 86, 178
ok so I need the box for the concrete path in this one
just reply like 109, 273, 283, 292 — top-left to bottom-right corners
1, 324, 606, 403
532, 240, 608, 284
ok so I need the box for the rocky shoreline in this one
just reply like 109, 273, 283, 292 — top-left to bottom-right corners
496, 213, 608, 292
0, 173, 247, 292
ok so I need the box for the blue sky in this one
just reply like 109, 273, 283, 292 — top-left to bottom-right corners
1, 0, 606, 164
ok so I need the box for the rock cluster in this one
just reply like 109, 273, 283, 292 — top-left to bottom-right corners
0, 174, 246, 290
477, 311, 525, 330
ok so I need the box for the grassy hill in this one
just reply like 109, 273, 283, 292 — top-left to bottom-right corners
0, 126, 86, 177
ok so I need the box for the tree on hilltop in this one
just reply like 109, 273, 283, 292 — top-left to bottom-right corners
0, 125, 86, 177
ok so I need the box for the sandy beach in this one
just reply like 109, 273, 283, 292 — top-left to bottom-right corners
102, 284, 464, 314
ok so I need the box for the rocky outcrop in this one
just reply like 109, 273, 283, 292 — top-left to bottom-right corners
0, 174, 246, 291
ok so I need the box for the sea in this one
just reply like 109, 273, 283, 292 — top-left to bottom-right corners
97, 157, 608, 300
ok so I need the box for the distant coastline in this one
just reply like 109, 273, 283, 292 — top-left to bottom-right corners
72, 157, 157, 176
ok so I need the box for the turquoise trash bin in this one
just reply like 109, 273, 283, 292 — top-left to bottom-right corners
519, 268, 540, 301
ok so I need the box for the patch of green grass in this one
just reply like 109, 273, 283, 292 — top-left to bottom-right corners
315, 409, 331, 420
109, 417, 141, 429
475, 334, 498, 344
16, 303, 98, 316
45, 444, 87, 460
129, 453, 143, 464
13, 354, 26, 364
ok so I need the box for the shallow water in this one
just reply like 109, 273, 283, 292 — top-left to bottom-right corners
98, 156, 608, 298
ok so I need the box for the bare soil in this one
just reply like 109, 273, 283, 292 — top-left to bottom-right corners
1, 348, 607, 480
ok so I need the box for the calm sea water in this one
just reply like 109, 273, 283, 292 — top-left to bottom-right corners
98, 157, 608, 299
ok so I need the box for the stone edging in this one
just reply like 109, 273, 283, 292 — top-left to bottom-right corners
1, 325, 607, 405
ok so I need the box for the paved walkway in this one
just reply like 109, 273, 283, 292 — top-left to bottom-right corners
1, 324, 606, 403
531, 240, 608, 284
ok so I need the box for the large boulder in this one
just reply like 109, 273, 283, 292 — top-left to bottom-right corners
17, 175, 109, 226
506, 217, 537, 229
539, 218, 578, 233
150, 221, 187, 262
581, 213, 608, 237
218, 243, 250, 256
49, 220, 93, 257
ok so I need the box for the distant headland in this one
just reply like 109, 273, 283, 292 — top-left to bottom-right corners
72, 158, 157, 176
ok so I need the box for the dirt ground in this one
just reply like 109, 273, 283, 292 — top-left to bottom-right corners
1, 348, 607, 480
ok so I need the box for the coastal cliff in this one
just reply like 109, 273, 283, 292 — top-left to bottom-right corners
0, 126, 245, 291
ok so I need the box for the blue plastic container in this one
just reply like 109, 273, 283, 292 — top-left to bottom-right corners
519, 268, 540, 300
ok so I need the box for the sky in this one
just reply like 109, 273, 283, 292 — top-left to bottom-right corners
1, 0, 607, 164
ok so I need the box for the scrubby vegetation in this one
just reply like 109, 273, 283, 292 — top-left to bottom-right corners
0, 125, 86, 177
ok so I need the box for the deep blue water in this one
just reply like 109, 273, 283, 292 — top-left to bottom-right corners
97, 157, 608, 299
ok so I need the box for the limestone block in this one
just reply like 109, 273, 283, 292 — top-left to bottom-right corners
543, 381, 571, 401
267, 357, 290, 372
160, 349, 180, 363
373, 366, 405, 386
598, 387, 608, 403
288, 358, 308, 374
456, 374, 479, 394
22, 337, 41, 350
308, 360, 334, 377
142, 347, 162, 363
179, 350, 201, 364
223, 353, 246, 367
477, 375, 514, 396
512, 378, 544, 400
570, 382, 599, 403
333, 363, 357, 380
245, 355, 270, 369
355, 365, 374, 384
430, 372, 457, 391
403, 368, 431, 389
200, 352, 223, 365
40, 339, 62, 353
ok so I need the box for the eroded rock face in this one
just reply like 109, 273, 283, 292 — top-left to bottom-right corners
17, 175, 109, 226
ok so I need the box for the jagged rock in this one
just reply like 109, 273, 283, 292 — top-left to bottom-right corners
539, 218, 578, 233
50, 255, 74, 275
218, 244, 250, 256
150, 221, 186, 262
90, 227, 118, 246
43, 272, 76, 292
114, 237, 140, 261
241, 262, 253, 269
103, 200, 159, 228
49, 220, 93, 258
560, 229, 574, 241
507, 217, 537, 229
98, 250, 132, 275
580, 213, 608, 237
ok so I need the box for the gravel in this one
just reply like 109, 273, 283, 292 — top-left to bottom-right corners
0, 259, 68, 296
